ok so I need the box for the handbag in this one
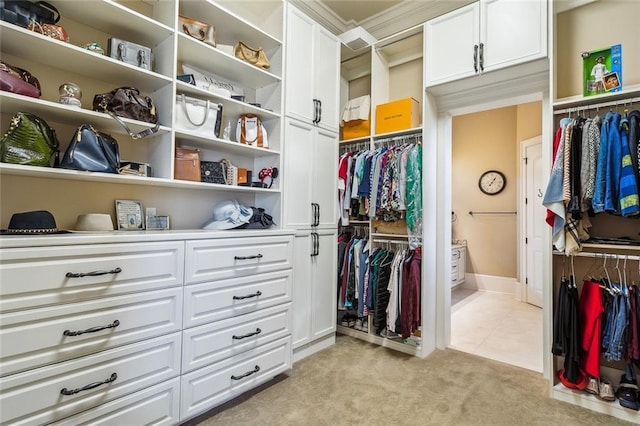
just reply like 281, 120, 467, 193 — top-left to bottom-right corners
174, 146, 201, 182
174, 94, 223, 138
0, 60, 41, 98
27, 19, 69, 42
59, 124, 120, 173
179, 15, 216, 47
234, 41, 270, 69
200, 159, 229, 184
108, 38, 151, 70
236, 114, 268, 148
0, 0, 60, 28
93, 86, 160, 139
0, 112, 59, 166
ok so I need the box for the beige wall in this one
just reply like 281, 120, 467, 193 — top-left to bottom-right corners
389, 58, 423, 108
556, 0, 640, 99
452, 101, 541, 278
348, 75, 371, 100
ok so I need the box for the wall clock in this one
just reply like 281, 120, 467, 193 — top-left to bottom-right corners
478, 170, 506, 195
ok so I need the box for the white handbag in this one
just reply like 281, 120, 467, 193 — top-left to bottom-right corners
235, 114, 269, 148
174, 94, 223, 137
181, 63, 240, 99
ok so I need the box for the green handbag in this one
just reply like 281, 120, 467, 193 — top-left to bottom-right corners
0, 112, 59, 166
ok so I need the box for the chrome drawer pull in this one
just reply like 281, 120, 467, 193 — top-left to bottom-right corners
231, 365, 260, 381
66, 267, 122, 278
234, 254, 263, 260
60, 372, 117, 395
63, 320, 120, 337
232, 328, 262, 340
232, 291, 262, 300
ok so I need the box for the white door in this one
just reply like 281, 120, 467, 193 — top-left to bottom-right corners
313, 25, 340, 132
313, 127, 338, 228
283, 119, 314, 228
292, 232, 312, 349
311, 229, 338, 340
481, 0, 547, 72
425, 2, 479, 86
524, 137, 543, 307
285, 6, 314, 122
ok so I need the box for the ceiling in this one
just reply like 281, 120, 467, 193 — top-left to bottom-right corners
321, 1, 403, 24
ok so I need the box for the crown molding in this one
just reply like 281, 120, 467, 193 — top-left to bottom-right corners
288, 0, 475, 42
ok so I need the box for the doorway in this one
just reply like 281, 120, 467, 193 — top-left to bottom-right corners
448, 102, 543, 373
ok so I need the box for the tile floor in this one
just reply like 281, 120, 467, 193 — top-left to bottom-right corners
450, 287, 543, 373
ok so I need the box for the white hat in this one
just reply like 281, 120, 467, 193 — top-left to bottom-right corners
74, 213, 114, 231
202, 200, 253, 230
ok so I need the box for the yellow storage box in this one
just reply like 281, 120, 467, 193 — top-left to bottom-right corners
342, 114, 370, 140
375, 97, 420, 134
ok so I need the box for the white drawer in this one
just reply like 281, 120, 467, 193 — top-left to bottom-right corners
49, 378, 180, 426
0, 333, 181, 426
180, 336, 291, 422
0, 241, 184, 312
183, 270, 292, 327
182, 303, 291, 373
1, 287, 182, 376
185, 235, 293, 284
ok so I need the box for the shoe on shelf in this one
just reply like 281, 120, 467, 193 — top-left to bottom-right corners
616, 374, 639, 410
585, 377, 599, 395
597, 378, 616, 402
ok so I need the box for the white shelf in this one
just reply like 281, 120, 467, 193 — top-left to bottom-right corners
553, 84, 640, 110
372, 126, 423, 140
174, 130, 279, 158
336, 325, 421, 356
553, 384, 640, 423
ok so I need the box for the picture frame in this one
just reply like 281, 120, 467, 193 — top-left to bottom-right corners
115, 199, 145, 230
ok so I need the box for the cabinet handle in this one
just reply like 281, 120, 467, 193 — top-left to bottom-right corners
317, 99, 322, 124
60, 373, 118, 396
231, 365, 260, 381
311, 232, 319, 257
232, 328, 262, 340
233, 291, 262, 300
311, 203, 320, 227
66, 267, 122, 278
479, 42, 484, 72
63, 320, 120, 337
234, 254, 263, 260
312, 99, 318, 124
473, 44, 478, 73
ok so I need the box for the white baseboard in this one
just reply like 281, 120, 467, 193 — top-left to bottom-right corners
462, 273, 517, 296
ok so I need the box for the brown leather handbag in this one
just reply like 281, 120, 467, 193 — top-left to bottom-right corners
179, 15, 216, 47
27, 20, 69, 42
234, 42, 270, 69
174, 147, 201, 182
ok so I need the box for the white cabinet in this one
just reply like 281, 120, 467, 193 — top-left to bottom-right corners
451, 245, 466, 287
292, 229, 338, 359
283, 118, 338, 229
425, 0, 547, 86
285, 5, 340, 131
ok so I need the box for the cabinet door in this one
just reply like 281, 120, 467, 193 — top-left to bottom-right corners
313, 127, 339, 228
311, 230, 338, 340
285, 6, 315, 123
313, 25, 340, 132
481, 0, 547, 72
283, 119, 314, 228
292, 233, 312, 349
425, 2, 479, 86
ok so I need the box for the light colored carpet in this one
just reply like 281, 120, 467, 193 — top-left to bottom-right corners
187, 335, 630, 425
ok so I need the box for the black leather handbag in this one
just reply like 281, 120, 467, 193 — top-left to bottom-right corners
59, 124, 120, 173
0, 0, 60, 28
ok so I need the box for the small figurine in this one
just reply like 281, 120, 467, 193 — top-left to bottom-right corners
59, 82, 82, 107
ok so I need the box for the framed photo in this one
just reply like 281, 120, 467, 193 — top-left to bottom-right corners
115, 200, 145, 230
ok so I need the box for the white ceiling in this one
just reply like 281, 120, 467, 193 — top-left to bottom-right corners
321, 0, 403, 24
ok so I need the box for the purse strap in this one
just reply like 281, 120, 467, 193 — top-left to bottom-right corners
107, 111, 160, 140
240, 114, 263, 147
180, 94, 210, 127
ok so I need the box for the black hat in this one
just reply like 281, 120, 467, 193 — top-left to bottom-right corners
1, 210, 70, 235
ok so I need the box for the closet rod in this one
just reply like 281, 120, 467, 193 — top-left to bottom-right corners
374, 132, 421, 145
468, 211, 517, 216
561, 251, 640, 262
553, 96, 640, 115
372, 238, 409, 245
